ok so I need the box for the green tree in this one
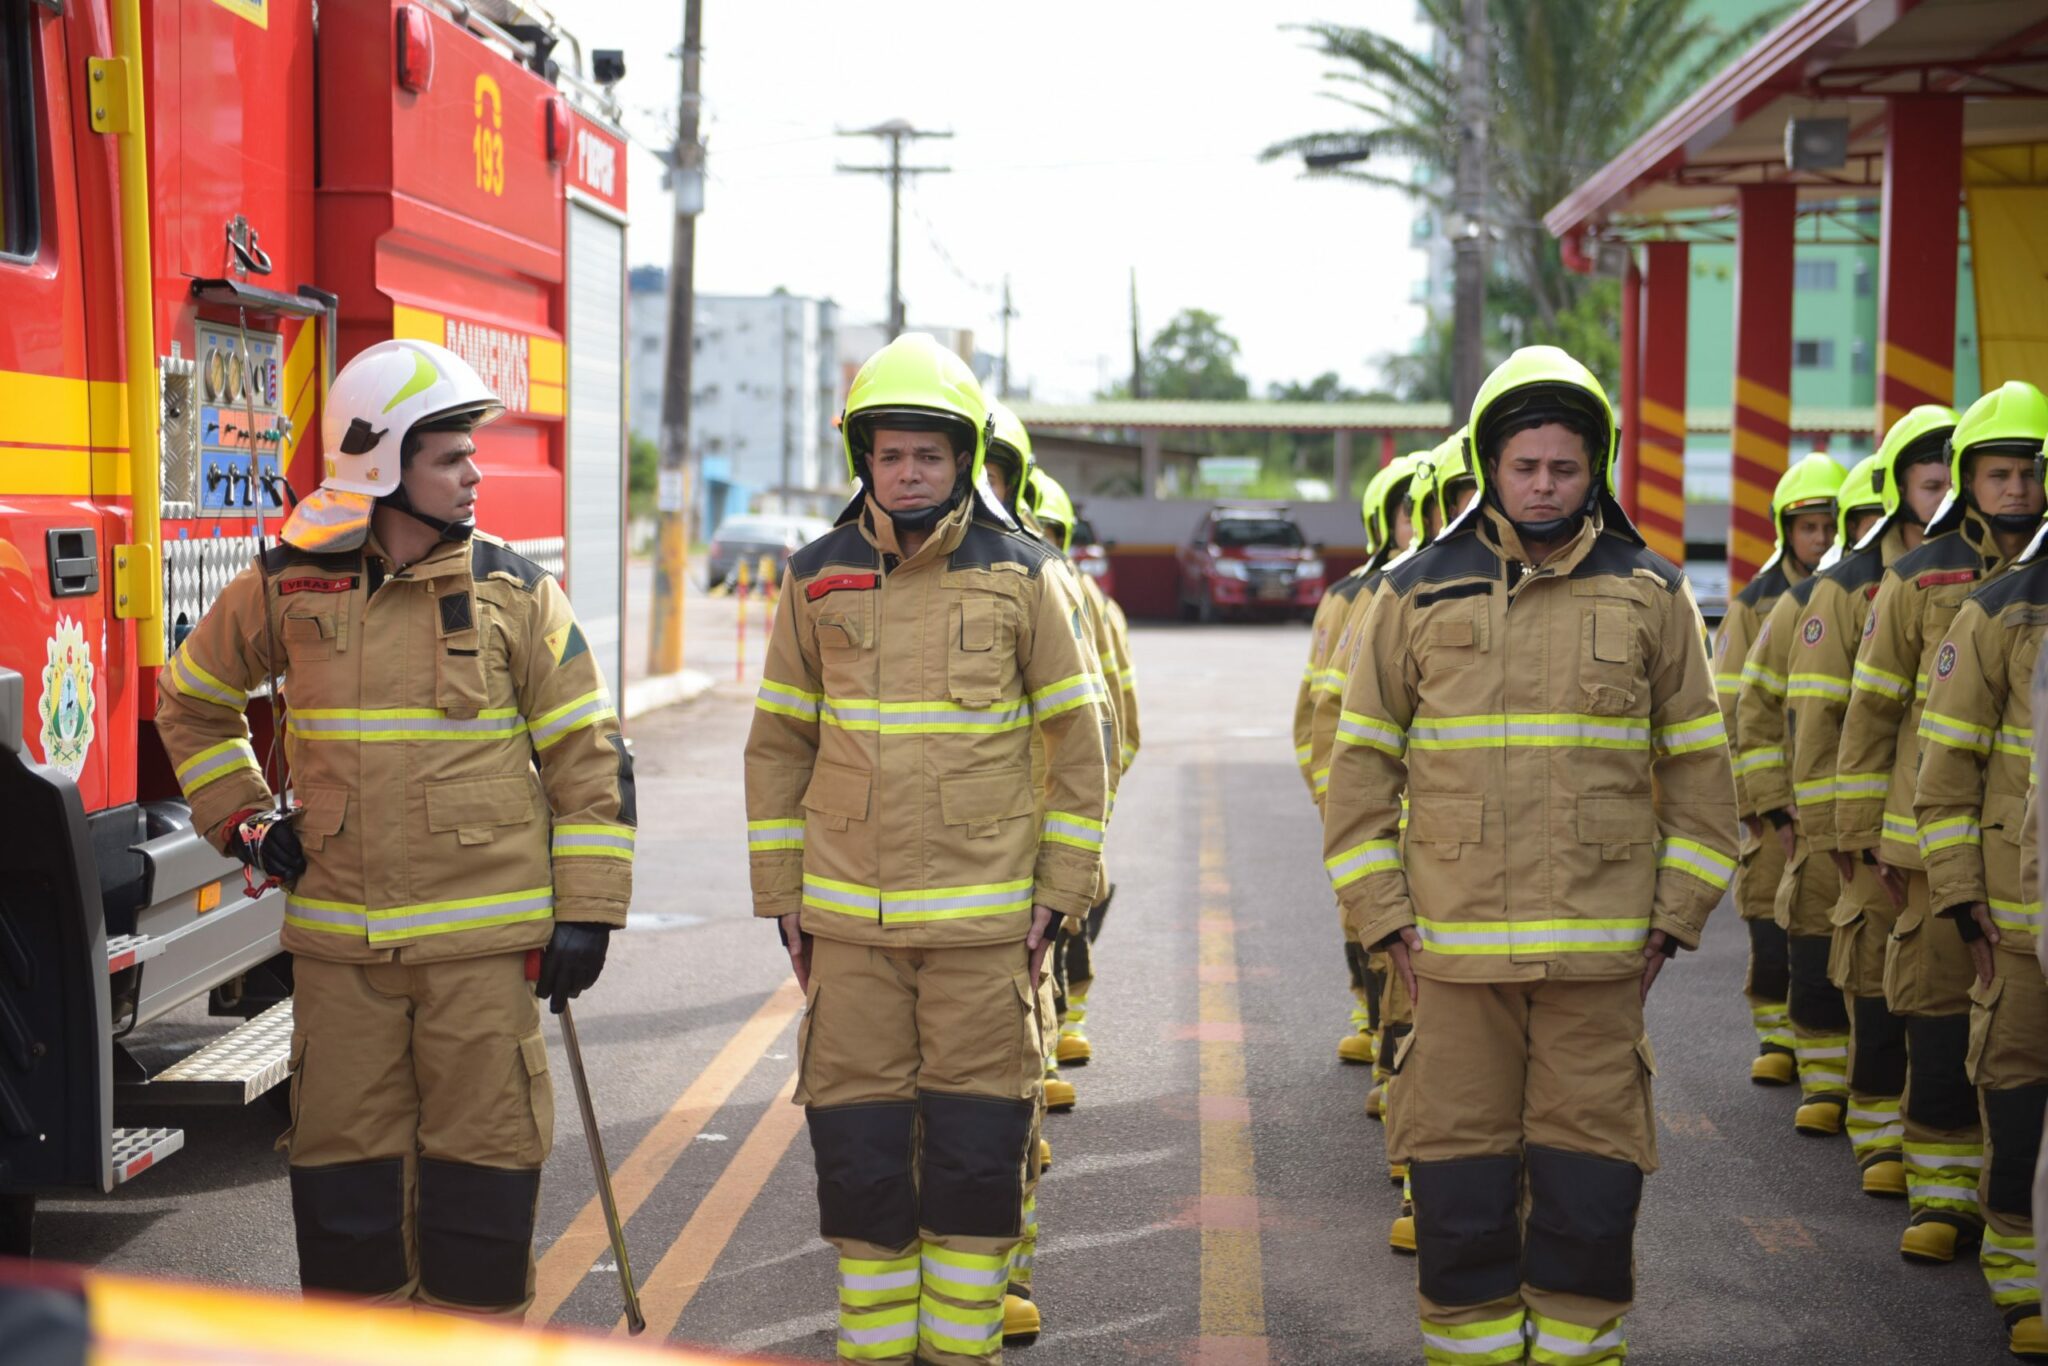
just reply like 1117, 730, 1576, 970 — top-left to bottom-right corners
1265, 1, 1784, 355
628, 432, 659, 518
1106, 308, 1252, 401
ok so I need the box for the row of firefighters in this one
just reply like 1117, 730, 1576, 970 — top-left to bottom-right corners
1296, 367, 2048, 1362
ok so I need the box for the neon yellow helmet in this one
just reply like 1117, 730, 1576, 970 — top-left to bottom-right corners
987, 401, 1035, 513
1024, 467, 1076, 553
1926, 382, 2048, 535
1406, 451, 1441, 548
1363, 452, 1427, 554
1871, 403, 1958, 523
1762, 453, 1845, 574
1465, 346, 1618, 511
1837, 452, 1887, 547
1430, 433, 1477, 530
840, 331, 993, 503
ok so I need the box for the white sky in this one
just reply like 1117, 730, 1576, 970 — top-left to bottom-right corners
548, 2, 1430, 401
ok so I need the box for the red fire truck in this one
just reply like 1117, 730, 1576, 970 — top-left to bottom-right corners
0, 0, 631, 1251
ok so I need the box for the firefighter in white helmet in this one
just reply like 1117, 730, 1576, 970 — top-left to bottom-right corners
156, 339, 635, 1315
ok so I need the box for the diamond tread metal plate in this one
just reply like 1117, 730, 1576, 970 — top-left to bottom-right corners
110, 1126, 185, 1185
143, 999, 294, 1103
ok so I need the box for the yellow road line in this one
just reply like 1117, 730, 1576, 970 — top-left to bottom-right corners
533, 980, 804, 1322
623, 1070, 808, 1338
1196, 764, 1268, 1361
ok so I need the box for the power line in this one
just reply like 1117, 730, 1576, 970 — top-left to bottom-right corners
836, 120, 952, 338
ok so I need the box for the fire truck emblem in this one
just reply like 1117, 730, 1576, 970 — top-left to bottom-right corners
36, 616, 96, 779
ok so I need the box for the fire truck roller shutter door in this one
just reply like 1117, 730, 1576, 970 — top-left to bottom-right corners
566, 202, 627, 700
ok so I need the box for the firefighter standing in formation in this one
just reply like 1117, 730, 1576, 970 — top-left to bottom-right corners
1783, 405, 1956, 1196
1322, 346, 1738, 1361
156, 340, 635, 1316
1837, 381, 2048, 1266
1732, 455, 1846, 1124
744, 334, 1111, 1366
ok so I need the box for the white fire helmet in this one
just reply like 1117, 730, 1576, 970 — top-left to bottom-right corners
281, 339, 506, 551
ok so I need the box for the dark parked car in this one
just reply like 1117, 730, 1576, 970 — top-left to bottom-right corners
1069, 516, 1115, 601
1176, 505, 1324, 623
706, 514, 834, 590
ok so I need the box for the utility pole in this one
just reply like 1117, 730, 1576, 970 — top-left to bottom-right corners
647, 0, 703, 676
1451, 0, 1490, 418
998, 275, 1018, 397
1129, 267, 1144, 399
837, 121, 951, 338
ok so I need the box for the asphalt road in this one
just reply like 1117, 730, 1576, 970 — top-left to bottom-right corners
33, 616, 2011, 1363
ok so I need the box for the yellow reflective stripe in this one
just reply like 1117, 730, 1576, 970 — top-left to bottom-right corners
1882, 812, 1920, 849
529, 689, 615, 751
756, 677, 822, 721
1732, 747, 1785, 775
1741, 659, 1787, 695
287, 706, 526, 742
1416, 914, 1649, 955
802, 875, 1035, 923
1408, 713, 1649, 751
1917, 815, 1981, 855
1528, 1310, 1626, 1365
1029, 673, 1106, 722
1852, 660, 1912, 699
1714, 672, 1743, 696
169, 650, 246, 709
288, 888, 554, 941
1834, 772, 1889, 800
1660, 836, 1736, 890
839, 1301, 920, 1357
1997, 725, 2033, 757
1311, 766, 1330, 796
1335, 710, 1406, 755
1990, 897, 2041, 934
838, 1253, 919, 1308
173, 737, 260, 793
551, 823, 635, 860
747, 818, 805, 851
1326, 838, 1401, 889
1918, 709, 1993, 754
1787, 671, 1851, 700
1043, 810, 1104, 850
822, 696, 1032, 734
1653, 712, 1726, 756
1794, 777, 1835, 801
1422, 1309, 1528, 1365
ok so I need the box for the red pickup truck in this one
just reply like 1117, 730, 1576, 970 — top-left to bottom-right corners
1176, 506, 1325, 623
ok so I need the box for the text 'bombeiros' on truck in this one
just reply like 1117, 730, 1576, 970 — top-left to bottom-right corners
0, 0, 632, 1253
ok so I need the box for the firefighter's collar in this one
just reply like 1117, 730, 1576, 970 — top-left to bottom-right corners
366, 530, 475, 581
860, 494, 972, 564
1479, 502, 1601, 573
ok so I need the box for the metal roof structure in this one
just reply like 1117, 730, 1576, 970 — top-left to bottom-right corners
1546, 0, 2048, 237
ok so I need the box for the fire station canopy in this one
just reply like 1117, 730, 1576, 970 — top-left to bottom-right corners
1546, 0, 2048, 238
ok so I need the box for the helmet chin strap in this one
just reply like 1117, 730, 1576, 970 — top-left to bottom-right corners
1988, 511, 2041, 534
1486, 482, 1592, 549
882, 481, 967, 535
378, 482, 475, 544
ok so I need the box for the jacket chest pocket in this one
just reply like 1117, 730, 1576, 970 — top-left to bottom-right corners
1579, 600, 1640, 716
425, 773, 538, 846
1424, 604, 1486, 671
812, 595, 876, 693
281, 609, 337, 666
435, 590, 491, 718
948, 596, 1014, 707
294, 785, 349, 853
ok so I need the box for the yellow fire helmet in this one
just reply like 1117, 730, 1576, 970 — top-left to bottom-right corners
1362, 452, 1427, 558
1464, 346, 1630, 544
1431, 430, 1478, 533
1926, 380, 2048, 536
987, 401, 1035, 519
1024, 466, 1076, 553
840, 332, 1006, 530
1757, 452, 1846, 576
1836, 452, 1888, 549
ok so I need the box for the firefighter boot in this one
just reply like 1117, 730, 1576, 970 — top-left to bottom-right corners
1391, 1171, 1415, 1255
1038, 1139, 1052, 1171
1863, 1159, 1909, 1198
1043, 1065, 1076, 1113
2012, 1315, 2048, 1360
1002, 1292, 1040, 1345
1339, 990, 1376, 1065
1749, 920, 1796, 1086
1057, 986, 1092, 1066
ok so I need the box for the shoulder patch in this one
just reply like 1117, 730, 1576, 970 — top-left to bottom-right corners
948, 520, 1056, 576
788, 523, 882, 579
1934, 640, 1958, 680
1801, 616, 1824, 647
470, 538, 550, 591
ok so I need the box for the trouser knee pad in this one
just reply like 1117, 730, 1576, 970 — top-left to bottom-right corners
1066, 928, 1093, 986
919, 1091, 1034, 1238
808, 1100, 917, 1247
1410, 1154, 1523, 1307
1904, 1014, 1978, 1132
1747, 918, 1790, 1001
1344, 940, 1368, 995
1788, 936, 1850, 1030
1378, 1021, 1412, 1072
289, 1157, 408, 1297
1524, 1144, 1643, 1305
1848, 994, 1908, 1095
1984, 1084, 2048, 1217
1085, 884, 1114, 943
416, 1158, 540, 1308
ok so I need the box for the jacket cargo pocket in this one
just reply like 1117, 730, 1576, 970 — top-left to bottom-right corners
814, 595, 874, 656
1577, 795, 1656, 861
1580, 602, 1639, 715
1424, 603, 1483, 668
425, 773, 538, 846
1408, 796, 1483, 860
803, 759, 872, 833
948, 597, 1008, 706
520, 1029, 555, 1165
293, 785, 349, 853
939, 766, 1035, 840
281, 610, 335, 665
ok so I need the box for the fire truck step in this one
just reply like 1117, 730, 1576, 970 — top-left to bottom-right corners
120, 1000, 294, 1106
106, 934, 167, 974
111, 1127, 185, 1185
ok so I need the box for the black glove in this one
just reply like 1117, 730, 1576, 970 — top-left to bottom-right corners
223, 808, 307, 884
1949, 906, 1986, 942
537, 922, 611, 1013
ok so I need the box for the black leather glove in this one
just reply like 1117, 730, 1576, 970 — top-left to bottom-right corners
537, 922, 611, 1013
223, 808, 307, 884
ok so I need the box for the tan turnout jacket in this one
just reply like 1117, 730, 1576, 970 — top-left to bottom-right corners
156, 532, 635, 964
1322, 508, 1738, 980
744, 499, 1111, 943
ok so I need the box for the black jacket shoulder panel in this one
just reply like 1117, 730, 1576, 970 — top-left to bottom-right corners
1383, 529, 1502, 596
788, 523, 881, 579
1970, 558, 2048, 615
1735, 562, 1790, 609
1820, 544, 1885, 594
470, 537, 551, 591
1894, 529, 1980, 578
1570, 533, 1682, 591
948, 520, 1056, 577
1789, 573, 1822, 607
1330, 567, 1375, 605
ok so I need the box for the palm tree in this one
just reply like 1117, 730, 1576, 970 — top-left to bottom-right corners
1266, 0, 1787, 336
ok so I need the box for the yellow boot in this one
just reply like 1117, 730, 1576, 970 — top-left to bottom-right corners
1389, 1161, 1407, 1185
1899, 1219, 1967, 1264
1038, 1138, 1053, 1172
1044, 1075, 1077, 1112
2010, 1314, 2048, 1359
1339, 996, 1376, 1065
1390, 1211, 1416, 1254
1751, 1051, 1796, 1086
1860, 1158, 1907, 1198
1002, 1292, 1041, 1345
1795, 1097, 1846, 1137
1364, 1084, 1386, 1121
1057, 991, 1093, 1066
